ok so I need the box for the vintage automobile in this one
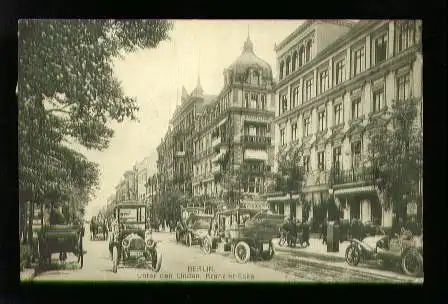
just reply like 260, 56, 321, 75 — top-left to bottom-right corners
345, 231, 424, 277
176, 213, 214, 248
37, 224, 84, 268
108, 201, 162, 273
203, 208, 284, 263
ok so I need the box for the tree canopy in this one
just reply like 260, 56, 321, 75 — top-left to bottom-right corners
18, 19, 173, 217
274, 143, 306, 197
367, 99, 423, 220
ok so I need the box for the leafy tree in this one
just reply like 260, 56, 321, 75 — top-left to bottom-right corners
18, 19, 173, 238
367, 98, 423, 222
273, 142, 307, 217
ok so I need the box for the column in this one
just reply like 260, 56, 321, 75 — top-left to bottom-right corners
343, 91, 351, 129
363, 81, 372, 117
365, 35, 371, 70
327, 100, 334, 130
388, 21, 395, 58
297, 205, 303, 221
297, 113, 304, 141
343, 199, 351, 220
385, 70, 396, 107
298, 78, 303, 106
413, 52, 423, 99
285, 119, 291, 145
313, 69, 318, 98
284, 203, 290, 218
382, 208, 393, 228
311, 107, 318, 135
360, 199, 371, 223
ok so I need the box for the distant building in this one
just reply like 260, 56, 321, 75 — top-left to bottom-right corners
269, 20, 422, 228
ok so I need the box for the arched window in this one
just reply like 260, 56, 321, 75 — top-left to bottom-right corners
298, 45, 305, 67
279, 61, 285, 80
292, 51, 298, 71
305, 40, 312, 62
286, 56, 291, 76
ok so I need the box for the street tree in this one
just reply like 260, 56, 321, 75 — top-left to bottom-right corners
274, 142, 307, 219
367, 98, 423, 223
18, 19, 173, 239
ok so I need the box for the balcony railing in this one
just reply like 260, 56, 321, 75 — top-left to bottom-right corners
332, 167, 376, 186
241, 135, 271, 145
303, 170, 329, 187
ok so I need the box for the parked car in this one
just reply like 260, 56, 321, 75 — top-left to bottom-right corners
204, 209, 284, 264
108, 201, 162, 273
176, 213, 214, 247
345, 230, 423, 277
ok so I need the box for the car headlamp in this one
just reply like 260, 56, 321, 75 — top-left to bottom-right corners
122, 239, 130, 248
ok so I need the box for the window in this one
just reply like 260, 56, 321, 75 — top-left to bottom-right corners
286, 56, 291, 76
305, 40, 312, 62
351, 141, 362, 168
244, 93, 249, 108
303, 117, 311, 137
372, 88, 384, 112
291, 87, 299, 108
334, 58, 345, 85
396, 73, 411, 101
251, 93, 259, 109
252, 70, 260, 85
334, 103, 343, 126
319, 69, 329, 94
318, 111, 326, 132
373, 33, 388, 65
317, 151, 325, 171
353, 47, 365, 76
280, 129, 286, 146
304, 78, 313, 102
261, 95, 266, 110
292, 51, 298, 71
333, 147, 342, 171
303, 155, 310, 173
281, 95, 288, 113
299, 46, 305, 67
291, 123, 297, 141
279, 61, 284, 80
395, 21, 415, 53
352, 98, 361, 120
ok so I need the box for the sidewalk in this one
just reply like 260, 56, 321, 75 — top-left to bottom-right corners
272, 237, 347, 263
20, 268, 36, 281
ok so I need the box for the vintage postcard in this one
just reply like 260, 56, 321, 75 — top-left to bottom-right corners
18, 19, 423, 283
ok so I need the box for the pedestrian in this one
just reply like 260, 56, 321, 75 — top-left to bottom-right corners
288, 217, 297, 247
301, 219, 310, 247
321, 218, 328, 245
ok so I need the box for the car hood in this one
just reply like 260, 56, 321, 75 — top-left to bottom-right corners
192, 229, 209, 238
124, 233, 143, 241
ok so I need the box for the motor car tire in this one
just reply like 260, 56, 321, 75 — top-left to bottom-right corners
345, 244, 361, 266
234, 241, 251, 264
401, 249, 423, 277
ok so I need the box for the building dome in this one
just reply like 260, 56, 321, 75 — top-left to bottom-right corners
227, 35, 273, 80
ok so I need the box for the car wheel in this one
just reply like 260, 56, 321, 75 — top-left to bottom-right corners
112, 246, 118, 273
401, 249, 423, 277
234, 241, 251, 264
151, 247, 163, 272
202, 237, 212, 254
186, 233, 192, 247
345, 244, 361, 266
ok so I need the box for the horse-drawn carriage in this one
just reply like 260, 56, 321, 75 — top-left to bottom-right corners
36, 224, 84, 268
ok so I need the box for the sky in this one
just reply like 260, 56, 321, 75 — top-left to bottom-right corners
79, 20, 303, 219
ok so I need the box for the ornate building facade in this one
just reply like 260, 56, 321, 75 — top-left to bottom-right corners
269, 20, 422, 228
192, 35, 276, 211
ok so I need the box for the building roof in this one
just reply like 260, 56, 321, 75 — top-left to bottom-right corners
227, 35, 273, 78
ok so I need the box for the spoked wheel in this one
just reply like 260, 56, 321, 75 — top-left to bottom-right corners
202, 236, 212, 254
112, 246, 118, 273
151, 247, 163, 272
261, 241, 275, 261
234, 241, 251, 264
345, 245, 361, 266
186, 233, 192, 247
401, 250, 423, 277
77, 233, 84, 269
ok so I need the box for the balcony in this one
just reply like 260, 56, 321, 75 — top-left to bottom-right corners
303, 170, 330, 187
241, 135, 271, 146
244, 149, 268, 162
332, 167, 376, 186
175, 151, 185, 157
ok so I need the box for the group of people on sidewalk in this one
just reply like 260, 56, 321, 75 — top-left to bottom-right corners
281, 217, 311, 248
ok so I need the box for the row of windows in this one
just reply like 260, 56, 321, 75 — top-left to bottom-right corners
301, 141, 363, 173
197, 92, 231, 131
279, 72, 411, 145
244, 93, 268, 110
279, 39, 313, 80
278, 21, 417, 116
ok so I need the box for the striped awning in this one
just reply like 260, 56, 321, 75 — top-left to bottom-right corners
334, 185, 375, 196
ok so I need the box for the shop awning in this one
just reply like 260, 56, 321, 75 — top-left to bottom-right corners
244, 149, 268, 161
334, 185, 375, 196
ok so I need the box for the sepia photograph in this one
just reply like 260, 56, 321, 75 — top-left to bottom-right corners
18, 19, 423, 283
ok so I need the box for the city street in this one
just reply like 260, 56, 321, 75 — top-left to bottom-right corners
30, 226, 420, 283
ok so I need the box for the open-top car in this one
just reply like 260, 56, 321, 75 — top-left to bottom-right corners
345, 230, 423, 277
176, 213, 214, 248
203, 208, 284, 263
108, 201, 162, 273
